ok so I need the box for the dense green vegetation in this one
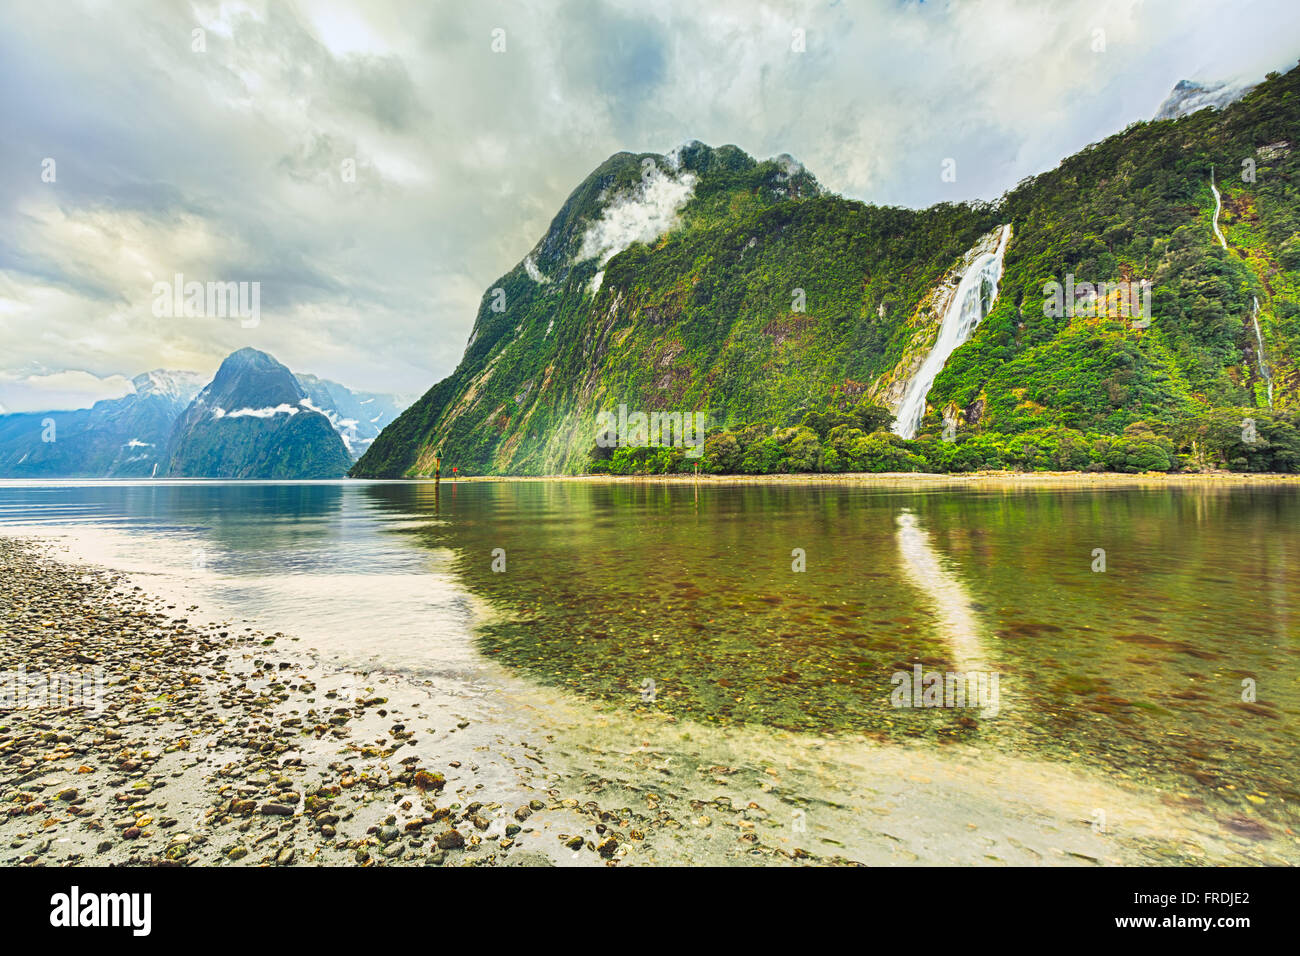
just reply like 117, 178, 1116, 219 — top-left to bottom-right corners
588, 399, 1300, 475
354, 65, 1300, 478
929, 66, 1300, 442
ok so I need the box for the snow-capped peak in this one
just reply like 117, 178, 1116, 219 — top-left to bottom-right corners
132, 369, 205, 403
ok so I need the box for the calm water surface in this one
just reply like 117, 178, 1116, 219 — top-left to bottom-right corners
1, 479, 1296, 830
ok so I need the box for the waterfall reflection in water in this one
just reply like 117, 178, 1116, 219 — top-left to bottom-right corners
895, 509, 990, 674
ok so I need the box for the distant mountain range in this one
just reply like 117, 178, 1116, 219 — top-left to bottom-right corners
0, 349, 406, 478
164, 348, 353, 479
293, 374, 404, 460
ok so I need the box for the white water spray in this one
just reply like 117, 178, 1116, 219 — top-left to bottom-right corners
1251, 296, 1273, 409
893, 225, 1012, 439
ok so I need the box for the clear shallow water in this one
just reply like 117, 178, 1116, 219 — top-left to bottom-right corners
1, 478, 1297, 833
0, 480, 478, 679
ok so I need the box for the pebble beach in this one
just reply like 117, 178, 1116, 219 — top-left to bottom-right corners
0, 536, 857, 867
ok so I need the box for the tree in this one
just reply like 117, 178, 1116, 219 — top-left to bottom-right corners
853, 401, 895, 433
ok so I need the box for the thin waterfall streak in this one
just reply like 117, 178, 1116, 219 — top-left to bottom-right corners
1210, 169, 1228, 251
1251, 296, 1273, 408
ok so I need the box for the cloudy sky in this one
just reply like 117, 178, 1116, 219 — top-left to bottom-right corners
1, 0, 1298, 412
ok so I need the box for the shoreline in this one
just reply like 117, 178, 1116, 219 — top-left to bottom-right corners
2, 535, 895, 868
0, 537, 663, 867
5, 471, 1297, 487
2, 533, 1290, 868
398, 470, 1300, 486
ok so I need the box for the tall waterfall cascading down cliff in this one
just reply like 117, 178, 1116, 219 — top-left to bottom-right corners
892, 225, 1012, 440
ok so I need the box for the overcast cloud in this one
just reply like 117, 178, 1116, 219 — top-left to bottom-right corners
1, 0, 1297, 412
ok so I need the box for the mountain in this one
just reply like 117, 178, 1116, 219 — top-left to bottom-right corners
163, 348, 353, 478
0, 370, 202, 477
0, 355, 407, 478
1154, 78, 1255, 120
354, 64, 1300, 477
292, 374, 403, 459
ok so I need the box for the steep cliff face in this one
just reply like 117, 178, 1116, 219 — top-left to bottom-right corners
354, 142, 995, 476
356, 65, 1300, 476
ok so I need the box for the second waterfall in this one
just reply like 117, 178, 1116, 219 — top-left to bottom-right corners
893, 225, 1013, 439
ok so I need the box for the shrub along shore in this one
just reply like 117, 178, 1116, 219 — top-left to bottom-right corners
584, 401, 1300, 477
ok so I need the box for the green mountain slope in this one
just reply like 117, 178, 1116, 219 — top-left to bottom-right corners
355, 65, 1300, 477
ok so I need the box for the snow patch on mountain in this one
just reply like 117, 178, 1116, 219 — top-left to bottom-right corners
131, 369, 205, 404
299, 397, 363, 456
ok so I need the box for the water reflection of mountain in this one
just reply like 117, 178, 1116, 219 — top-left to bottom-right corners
0, 482, 345, 560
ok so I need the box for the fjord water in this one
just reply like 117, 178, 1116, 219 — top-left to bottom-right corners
2, 479, 1296, 844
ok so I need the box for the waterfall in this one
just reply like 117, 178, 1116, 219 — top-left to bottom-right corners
1209, 168, 1228, 251
892, 225, 1012, 439
1213, 171, 1271, 408
1251, 296, 1273, 408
